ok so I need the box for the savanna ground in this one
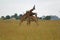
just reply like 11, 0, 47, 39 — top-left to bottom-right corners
0, 19, 60, 40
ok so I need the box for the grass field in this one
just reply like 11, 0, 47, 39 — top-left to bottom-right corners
0, 20, 60, 40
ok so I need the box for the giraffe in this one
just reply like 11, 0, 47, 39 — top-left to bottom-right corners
19, 5, 38, 25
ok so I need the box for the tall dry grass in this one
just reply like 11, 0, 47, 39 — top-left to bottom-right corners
0, 20, 60, 40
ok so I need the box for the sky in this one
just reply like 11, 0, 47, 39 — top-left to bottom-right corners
0, 0, 60, 18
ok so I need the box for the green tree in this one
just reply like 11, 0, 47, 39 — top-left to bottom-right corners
1, 16, 6, 20
14, 13, 17, 17
6, 15, 10, 19
14, 13, 18, 19
44, 16, 51, 20
19, 14, 23, 19
39, 17, 42, 19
